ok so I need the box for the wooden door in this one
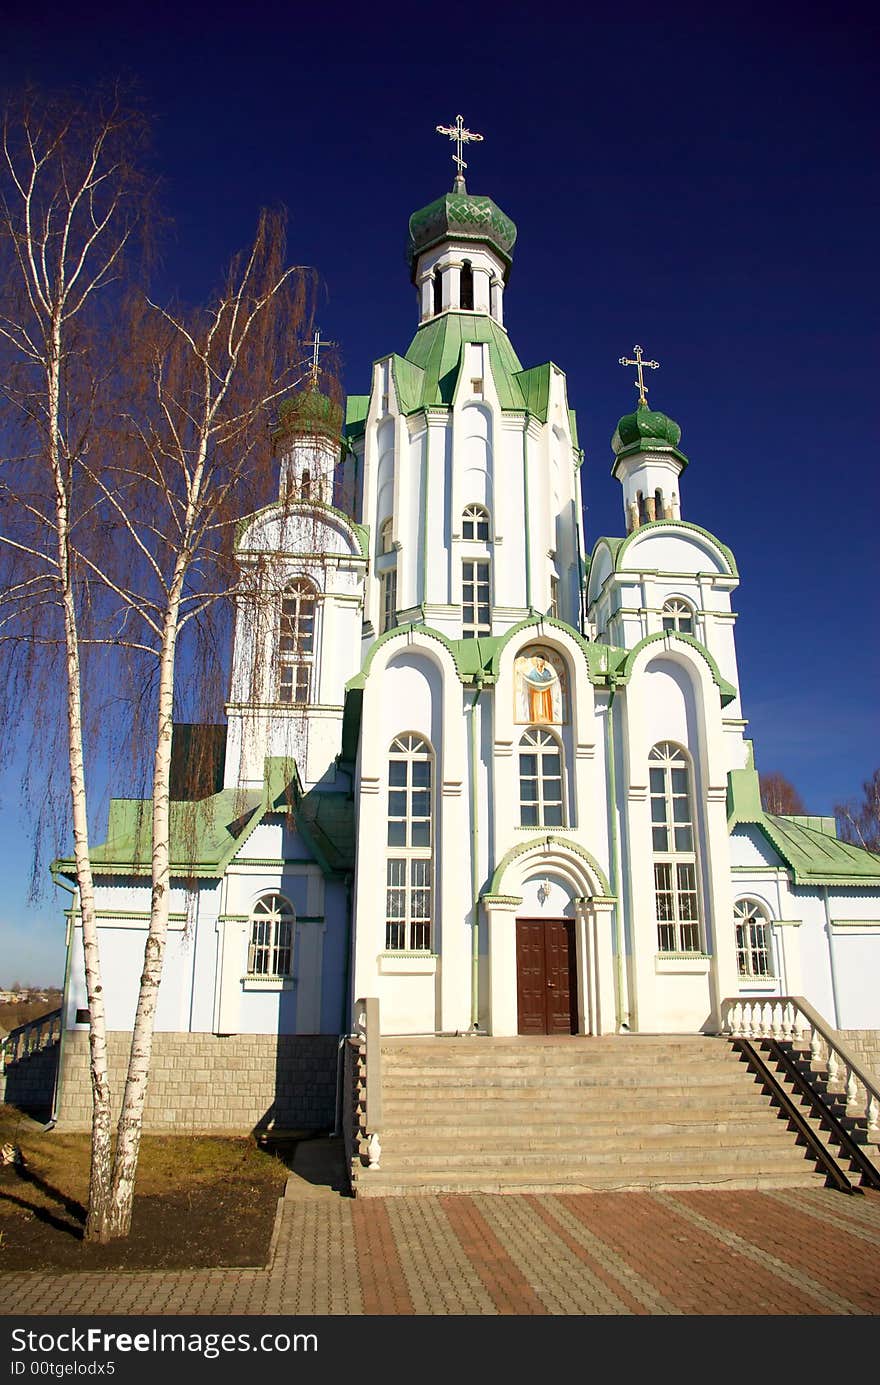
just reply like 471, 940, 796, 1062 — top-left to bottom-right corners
516, 919, 577, 1035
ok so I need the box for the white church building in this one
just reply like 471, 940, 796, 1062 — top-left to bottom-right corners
53, 130, 880, 1130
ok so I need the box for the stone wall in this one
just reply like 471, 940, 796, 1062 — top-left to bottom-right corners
54, 1031, 339, 1132
838, 1029, 880, 1089
1, 1042, 59, 1120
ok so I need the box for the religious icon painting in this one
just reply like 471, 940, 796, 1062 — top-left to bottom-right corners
514, 646, 567, 725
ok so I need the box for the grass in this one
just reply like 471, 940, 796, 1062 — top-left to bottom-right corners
0, 1105, 294, 1271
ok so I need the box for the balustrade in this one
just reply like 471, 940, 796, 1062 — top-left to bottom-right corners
721, 995, 880, 1142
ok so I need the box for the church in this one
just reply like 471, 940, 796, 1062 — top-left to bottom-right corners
53, 121, 880, 1131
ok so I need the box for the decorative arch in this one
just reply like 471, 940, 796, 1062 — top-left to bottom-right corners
619, 631, 736, 706
489, 835, 612, 900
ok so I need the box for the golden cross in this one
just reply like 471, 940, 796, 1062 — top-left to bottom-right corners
304, 329, 336, 390
436, 114, 484, 187
619, 344, 660, 407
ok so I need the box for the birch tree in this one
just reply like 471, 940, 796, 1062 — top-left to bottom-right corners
0, 88, 149, 1241
94, 209, 317, 1238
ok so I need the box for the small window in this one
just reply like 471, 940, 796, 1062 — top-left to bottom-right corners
380, 567, 397, 635
462, 504, 490, 541
471, 377, 484, 396
549, 576, 559, 619
248, 894, 294, 977
432, 269, 442, 315
300, 469, 311, 500
734, 899, 774, 979
662, 599, 694, 635
462, 558, 491, 636
379, 518, 394, 555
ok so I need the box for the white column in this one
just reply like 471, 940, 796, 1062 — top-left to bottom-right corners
419, 273, 433, 322
473, 266, 491, 313
484, 896, 521, 1036
490, 279, 504, 325
442, 263, 460, 312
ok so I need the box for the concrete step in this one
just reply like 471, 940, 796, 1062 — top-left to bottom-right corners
380, 1092, 777, 1119
351, 1164, 824, 1197
375, 1123, 802, 1154
370, 1142, 815, 1172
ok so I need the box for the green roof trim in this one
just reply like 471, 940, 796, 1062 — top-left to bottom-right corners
514, 363, 551, 420
349, 616, 628, 692
389, 354, 426, 414
613, 520, 738, 578
617, 631, 738, 707
727, 764, 880, 886
235, 498, 369, 559
489, 836, 612, 899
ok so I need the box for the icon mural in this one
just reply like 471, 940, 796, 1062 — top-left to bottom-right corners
514, 647, 567, 724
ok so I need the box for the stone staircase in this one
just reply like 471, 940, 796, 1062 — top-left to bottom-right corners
350, 1033, 831, 1197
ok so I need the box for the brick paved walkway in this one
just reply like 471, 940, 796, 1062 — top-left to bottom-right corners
2, 1164, 880, 1315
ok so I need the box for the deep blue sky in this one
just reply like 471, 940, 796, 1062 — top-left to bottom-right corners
1, 1, 877, 983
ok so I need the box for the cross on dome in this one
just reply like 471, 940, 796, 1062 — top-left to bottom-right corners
304, 329, 337, 390
619, 344, 660, 407
435, 114, 484, 190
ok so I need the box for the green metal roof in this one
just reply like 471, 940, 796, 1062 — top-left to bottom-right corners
56, 757, 354, 881
727, 763, 880, 886
611, 405, 688, 471
344, 394, 370, 442
407, 191, 517, 281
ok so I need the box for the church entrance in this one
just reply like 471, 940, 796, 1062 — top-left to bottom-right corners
515, 919, 577, 1035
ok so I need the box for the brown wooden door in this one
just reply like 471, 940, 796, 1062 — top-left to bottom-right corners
516, 919, 577, 1035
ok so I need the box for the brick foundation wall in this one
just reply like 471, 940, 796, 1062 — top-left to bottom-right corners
54, 1031, 339, 1133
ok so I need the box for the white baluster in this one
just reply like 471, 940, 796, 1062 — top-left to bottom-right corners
810, 1026, 823, 1067
771, 1000, 784, 1039
827, 1047, 841, 1090
790, 1003, 805, 1045
367, 1132, 382, 1170
845, 1067, 860, 1111
780, 1002, 793, 1043
866, 1095, 879, 1140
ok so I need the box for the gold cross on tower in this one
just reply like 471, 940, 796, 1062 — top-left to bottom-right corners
304, 329, 337, 390
436, 114, 484, 189
619, 344, 660, 407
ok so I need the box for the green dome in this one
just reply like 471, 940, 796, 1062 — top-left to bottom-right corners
273, 388, 343, 447
611, 406, 687, 468
407, 191, 517, 283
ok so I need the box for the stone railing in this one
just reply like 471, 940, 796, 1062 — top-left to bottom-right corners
721, 995, 880, 1142
351, 996, 382, 1175
1, 1008, 62, 1067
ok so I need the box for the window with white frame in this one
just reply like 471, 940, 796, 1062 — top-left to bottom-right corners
386, 734, 433, 950
379, 517, 394, 554
662, 598, 695, 635
549, 575, 560, 619
519, 728, 565, 827
462, 558, 491, 636
734, 898, 774, 979
278, 578, 316, 705
248, 893, 294, 976
462, 504, 490, 541
650, 742, 702, 952
380, 566, 397, 634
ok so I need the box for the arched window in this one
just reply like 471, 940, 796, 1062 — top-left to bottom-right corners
300, 469, 311, 500
379, 517, 394, 554
662, 598, 695, 635
432, 268, 442, 316
460, 260, 474, 310
386, 734, 433, 951
734, 899, 774, 978
248, 893, 294, 977
519, 728, 565, 827
650, 742, 701, 952
278, 578, 316, 705
461, 503, 490, 541
654, 487, 664, 519
377, 519, 397, 634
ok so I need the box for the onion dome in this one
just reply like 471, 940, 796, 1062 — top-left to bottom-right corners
407, 191, 517, 283
611, 406, 688, 469
273, 388, 343, 449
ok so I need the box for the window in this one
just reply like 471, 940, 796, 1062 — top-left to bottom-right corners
461, 504, 490, 541
248, 894, 294, 977
471, 377, 484, 396
300, 469, 311, 500
549, 576, 559, 619
278, 578, 316, 704
650, 742, 702, 952
662, 599, 694, 635
519, 728, 565, 827
432, 268, 442, 315
386, 734, 433, 950
460, 260, 474, 310
380, 566, 397, 634
379, 518, 394, 554
734, 899, 774, 979
462, 558, 491, 636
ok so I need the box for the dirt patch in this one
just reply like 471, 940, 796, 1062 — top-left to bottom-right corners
0, 1106, 293, 1271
